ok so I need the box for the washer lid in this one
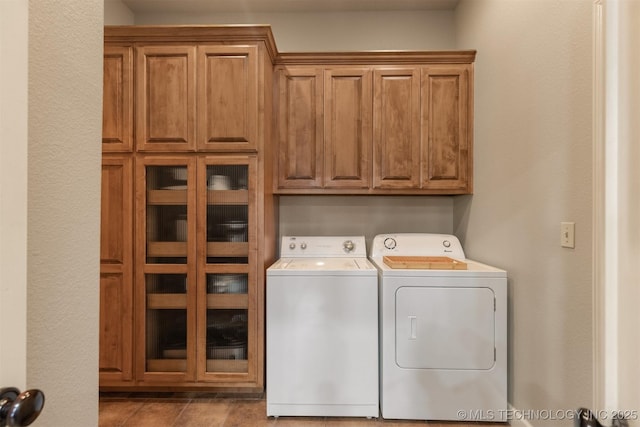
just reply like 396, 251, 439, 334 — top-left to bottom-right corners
267, 257, 377, 276
275, 257, 373, 271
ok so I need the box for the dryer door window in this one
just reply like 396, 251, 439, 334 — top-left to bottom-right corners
395, 286, 495, 370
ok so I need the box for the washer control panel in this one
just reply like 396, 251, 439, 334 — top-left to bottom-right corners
280, 236, 367, 258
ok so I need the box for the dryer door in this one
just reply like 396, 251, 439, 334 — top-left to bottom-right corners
395, 286, 495, 370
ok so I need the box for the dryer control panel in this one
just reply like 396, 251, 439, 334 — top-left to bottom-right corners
370, 233, 465, 260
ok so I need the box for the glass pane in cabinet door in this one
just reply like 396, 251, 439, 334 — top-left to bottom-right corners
206, 273, 248, 294
146, 166, 188, 264
145, 274, 188, 372
206, 309, 248, 373
206, 165, 249, 264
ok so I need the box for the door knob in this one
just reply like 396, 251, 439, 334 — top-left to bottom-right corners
0, 387, 45, 427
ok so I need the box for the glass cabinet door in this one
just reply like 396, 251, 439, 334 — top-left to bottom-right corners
136, 159, 197, 382
197, 156, 257, 380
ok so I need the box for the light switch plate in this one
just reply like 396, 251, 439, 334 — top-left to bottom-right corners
561, 222, 575, 248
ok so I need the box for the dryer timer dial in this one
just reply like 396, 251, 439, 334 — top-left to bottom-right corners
384, 238, 397, 250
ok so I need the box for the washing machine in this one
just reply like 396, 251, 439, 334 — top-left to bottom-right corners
266, 236, 378, 418
370, 233, 507, 421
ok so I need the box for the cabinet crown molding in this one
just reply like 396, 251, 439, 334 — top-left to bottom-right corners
104, 25, 476, 66
105, 25, 280, 61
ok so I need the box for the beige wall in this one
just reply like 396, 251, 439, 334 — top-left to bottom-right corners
26, 1, 103, 426
133, 10, 456, 51
104, 0, 134, 25
454, 1, 593, 425
0, 0, 28, 392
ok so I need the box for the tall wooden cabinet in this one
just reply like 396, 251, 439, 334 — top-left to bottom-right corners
274, 52, 475, 195
100, 25, 277, 391
100, 25, 476, 392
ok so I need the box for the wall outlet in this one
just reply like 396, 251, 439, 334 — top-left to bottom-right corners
561, 222, 575, 248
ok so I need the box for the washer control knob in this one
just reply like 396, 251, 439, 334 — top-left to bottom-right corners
384, 238, 397, 250
300, 242, 307, 250
443, 240, 451, 248
343, 240, 355, 252
289, 242, 296, 250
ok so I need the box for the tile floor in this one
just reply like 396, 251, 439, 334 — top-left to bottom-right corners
99, 393, 507, 427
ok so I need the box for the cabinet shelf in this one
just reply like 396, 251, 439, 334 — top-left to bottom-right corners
147, 293, 187, 309
147, 189, 248, 205
207, 294, 248, 309
147, 242, 249, 257
147, 359, 248, 373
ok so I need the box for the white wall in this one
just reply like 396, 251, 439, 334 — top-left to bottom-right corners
27, 1, 103, 426
0, 0, 28, 392
454, 1, 593, 425
600, 0, 640, 424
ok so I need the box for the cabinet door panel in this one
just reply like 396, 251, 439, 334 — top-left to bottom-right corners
197, 46, 258, 151
136, 46, 196, 152
372, 68, 420, 189
103, 46, 133, 152
421, 66, 471, 191
324, 69, 371, 189
100, 272, 133, 380
100, 156, 133, 384
276, 67, 323, 189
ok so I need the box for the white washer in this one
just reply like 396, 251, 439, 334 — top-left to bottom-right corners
266, 236, 379, 418
370, 233, 507, 422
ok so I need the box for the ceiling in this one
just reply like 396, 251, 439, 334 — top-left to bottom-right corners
119, 0, 460, 14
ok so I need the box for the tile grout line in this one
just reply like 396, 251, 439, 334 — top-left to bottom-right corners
170, 398, 193, 427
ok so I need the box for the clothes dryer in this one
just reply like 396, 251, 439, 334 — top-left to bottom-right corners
370, 233, 507, 421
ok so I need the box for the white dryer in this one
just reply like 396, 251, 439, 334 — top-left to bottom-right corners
266, 236, 378, 418
370, 233, 507, 422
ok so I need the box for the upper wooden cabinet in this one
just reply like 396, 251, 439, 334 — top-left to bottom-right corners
275, 66, 371, 189
197, 46, 258, 152
102, 46, 133, 152
421, 65, 472, 192
274, 51, 475, 195
105, 26, 276, 153
324, 68, 372, 189
136, 45, 197, 152
275, 67, 323, 189
372, 67, 421, 190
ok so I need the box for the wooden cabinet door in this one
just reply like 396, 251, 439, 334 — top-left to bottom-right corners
197, 155, 260, 386
421, 65, 472, 192
135, 157, 198, 383
102, 46, 133, 152
275, 66, 324, 189
372, 68, 421, 189
197, 46, 258, 152
136, 46, 196, 152
100, 156, 133, 384
324, 68, 372, 189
